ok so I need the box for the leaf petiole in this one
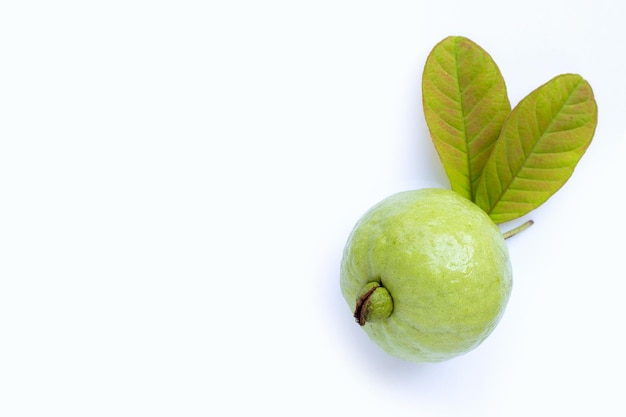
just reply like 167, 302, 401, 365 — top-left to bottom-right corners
503, 220, 534, 240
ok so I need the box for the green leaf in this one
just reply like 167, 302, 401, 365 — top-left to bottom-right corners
474, 73, 598, 224
422, 36, 511, 200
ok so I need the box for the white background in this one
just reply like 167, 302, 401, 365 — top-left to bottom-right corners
1, 1, 625, 416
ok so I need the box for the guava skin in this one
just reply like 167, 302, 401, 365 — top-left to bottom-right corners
340, 188, 512, 363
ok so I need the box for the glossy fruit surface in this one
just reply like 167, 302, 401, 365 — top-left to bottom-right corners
340, 188, 512, 363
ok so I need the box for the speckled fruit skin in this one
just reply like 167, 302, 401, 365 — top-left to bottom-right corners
340, 188, 512, 363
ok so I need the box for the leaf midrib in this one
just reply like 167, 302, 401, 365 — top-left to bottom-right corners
486, 76, 585, 215
452, 40, 477, 199
451, 40, 472, 198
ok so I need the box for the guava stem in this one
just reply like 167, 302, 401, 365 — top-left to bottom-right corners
503, 219, 534, 240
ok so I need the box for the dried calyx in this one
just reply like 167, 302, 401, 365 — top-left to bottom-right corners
353, 281, 393, 326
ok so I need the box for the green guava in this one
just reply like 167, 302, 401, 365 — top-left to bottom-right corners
340, 188, 512, 363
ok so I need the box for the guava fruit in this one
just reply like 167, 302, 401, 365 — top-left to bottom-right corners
340, 188, 512, 363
